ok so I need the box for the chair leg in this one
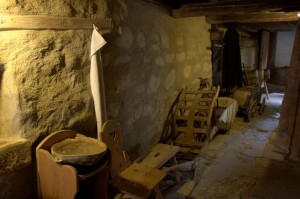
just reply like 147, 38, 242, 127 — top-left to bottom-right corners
154, 186, 164, 199
264, 81, 269, 99
172, 156, 181, 184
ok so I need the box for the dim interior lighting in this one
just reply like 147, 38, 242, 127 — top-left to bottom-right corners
297, 13, 300, 17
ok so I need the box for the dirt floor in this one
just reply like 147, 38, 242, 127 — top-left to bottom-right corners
164, 86, 300, 199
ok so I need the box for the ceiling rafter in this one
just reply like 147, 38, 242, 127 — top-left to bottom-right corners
172, 0, 300, 17
206, 12, 299, 24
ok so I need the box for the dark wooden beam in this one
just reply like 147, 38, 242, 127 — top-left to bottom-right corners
259, 31, 270, 70
206, 12, 299, 24
277, 20, 300, 160
0, 15, 112, 31
172, 0, 300, 17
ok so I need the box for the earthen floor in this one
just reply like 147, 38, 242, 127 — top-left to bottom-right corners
165, 90, 300, 199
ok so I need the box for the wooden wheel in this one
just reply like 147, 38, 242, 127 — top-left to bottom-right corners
258, 96, 266, 115
244, 97, 257, 122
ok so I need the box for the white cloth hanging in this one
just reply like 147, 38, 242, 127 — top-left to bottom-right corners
90, 25, 107, 138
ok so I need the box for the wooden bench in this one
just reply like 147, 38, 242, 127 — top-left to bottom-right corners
101, 120, 180, 199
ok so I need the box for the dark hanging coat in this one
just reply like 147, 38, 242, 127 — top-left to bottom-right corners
222, 27, 243, 94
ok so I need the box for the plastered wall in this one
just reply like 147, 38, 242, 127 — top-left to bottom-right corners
103, 0, 212, 157
275, 31, 295, 68
270, 31, 295, 85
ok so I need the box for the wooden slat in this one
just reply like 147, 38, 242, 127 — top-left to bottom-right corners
178, 104, 210, 109
174, 134, 206, 149
194, 128, 209, 134
206, 12, 299, 24
176, 115, 208, 122
176, 127, 208, 134
36, 150, 78, 199
182, 98, 213, 102
0, 15, 112, 30
185, 90, 217, 94
207, 86, 220, 127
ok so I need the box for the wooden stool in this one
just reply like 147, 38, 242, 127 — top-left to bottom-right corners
101, 121, 180, 199
110, 163, 166, 198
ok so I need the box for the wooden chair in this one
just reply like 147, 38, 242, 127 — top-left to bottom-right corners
101, 120, 180, 199
36, 130, 110, 199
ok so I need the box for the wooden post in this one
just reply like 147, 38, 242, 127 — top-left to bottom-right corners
259, 31, 270, 70
277, 20, 300, 160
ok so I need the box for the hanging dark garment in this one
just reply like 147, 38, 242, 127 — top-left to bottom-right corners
222, 27, 243, 95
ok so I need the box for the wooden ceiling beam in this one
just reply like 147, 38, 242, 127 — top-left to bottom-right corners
206, 12, 299, 24
172, 0, 300, 17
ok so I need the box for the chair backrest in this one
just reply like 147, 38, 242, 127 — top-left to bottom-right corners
101, 120, 129, 178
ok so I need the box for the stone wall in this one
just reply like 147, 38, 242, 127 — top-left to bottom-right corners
0, 0, 108, 141
0, 1, 109, 198
0, 0, 212, 197
103, 0, 212, 158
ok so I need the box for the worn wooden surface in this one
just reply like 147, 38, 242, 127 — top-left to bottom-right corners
0, 15, 112, 30
172, 0, 300, 17
137, 143, 179, 168
36, 149, 78, 199
110, 163, 166, 198
206, 12, 299, 24
101, 120, 129, 178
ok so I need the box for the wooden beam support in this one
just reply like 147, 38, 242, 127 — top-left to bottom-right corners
172, 0, 300, 17
277, 21, 300, 160
0, 15, 112, 31
259, 31, 270, 70
206, 12, 299, 24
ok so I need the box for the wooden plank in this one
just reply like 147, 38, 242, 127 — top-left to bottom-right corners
278, 21, 300, 160
138, 144, 179, 168
176, 127, 208, 134
176, 115, 208, 122
174, 134, 205, 149
36, 130, 77, 152
178, 104, 210, 110
185, 90, 217, 94
172, 0, 300, 17
207, 85, 220, 127
101, 120, 129, 178
182, 98, 212, 102
36, 149, 78, 199
111, 163, 166, 198
206, 12, 299, 24
211, 31, 224, 41
259, 31, 270, 70
0, 15, 112, 30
